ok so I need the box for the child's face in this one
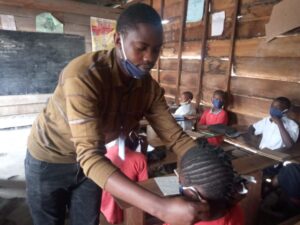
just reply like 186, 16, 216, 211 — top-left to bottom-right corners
180, 94, 189, 103
179, 183, 227, 221
212, 93, 224, 109
212, 93, 224, 103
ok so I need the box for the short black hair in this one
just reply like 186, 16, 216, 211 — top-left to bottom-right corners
213, 90, 226, 100
116, 3, 162, 35
274, 96, 291, 109
182, 91, 193, 100
179, 143, 236, 206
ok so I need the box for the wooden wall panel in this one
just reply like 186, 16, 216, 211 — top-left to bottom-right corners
202, 75, 227, 91
231, 77, 300, 105
160, 59, 200, 73
234, 57, 300, 82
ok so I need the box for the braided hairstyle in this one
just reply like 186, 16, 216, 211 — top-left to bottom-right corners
179, 141, 240, 207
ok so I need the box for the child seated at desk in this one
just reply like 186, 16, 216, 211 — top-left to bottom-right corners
164, 142, 246, 225
249, 97, 299, 150
173, 91, 196, 131
198, 90, 228, 146
101, 132, 148, 224
259, 163, 300, 225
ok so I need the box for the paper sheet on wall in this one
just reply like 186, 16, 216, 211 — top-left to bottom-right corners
186, 0, 205, 23
211, 11, 225, 36
154, 176, 180, 196
0, 15, 16, 31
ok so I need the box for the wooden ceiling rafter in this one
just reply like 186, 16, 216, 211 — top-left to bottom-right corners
0, 0, 122, 19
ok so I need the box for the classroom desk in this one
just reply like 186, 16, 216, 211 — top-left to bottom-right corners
224, 135, 300, 163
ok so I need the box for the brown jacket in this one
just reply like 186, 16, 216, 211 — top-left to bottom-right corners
28, 49, 196, 188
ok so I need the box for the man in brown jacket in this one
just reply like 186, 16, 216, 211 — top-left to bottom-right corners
25, 3, 208, 225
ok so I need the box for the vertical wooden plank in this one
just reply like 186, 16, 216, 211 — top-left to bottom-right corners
225, 0, 239, 94
175, 0, 188, 104
157, 0, 164, 83
196, 0, 210, 106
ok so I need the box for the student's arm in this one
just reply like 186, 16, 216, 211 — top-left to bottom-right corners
197, 110, 208, 130
105, 171, 209, 225
271, 116, 295, 148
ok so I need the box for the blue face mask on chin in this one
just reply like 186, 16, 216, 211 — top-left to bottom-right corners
119, 35, 148, 79
270, 107, 287, 118
212, 98, 223, 109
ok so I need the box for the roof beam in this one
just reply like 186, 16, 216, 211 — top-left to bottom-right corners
0, 0, 122, 19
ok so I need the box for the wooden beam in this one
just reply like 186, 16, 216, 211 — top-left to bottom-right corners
0, 0, 122, 19
175, 0, 188, 104
196, 0, 210, 106
157, 0, 164, 84
225, 0, 239, 94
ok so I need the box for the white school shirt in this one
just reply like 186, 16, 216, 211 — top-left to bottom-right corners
173, 102, 196, 131
253, 116, 299, 150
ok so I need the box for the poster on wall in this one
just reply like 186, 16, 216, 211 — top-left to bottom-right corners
90, 17, 116, 51
36, 12, 63, 33
0, 15, 16, 31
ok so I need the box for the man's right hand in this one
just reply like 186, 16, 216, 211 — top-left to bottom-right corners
159, 197, 210, 225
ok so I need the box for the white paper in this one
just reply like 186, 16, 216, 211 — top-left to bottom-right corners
118, 135, 125, 160
211, 11, 225, 36
154, 176, 180, 196
0, 15, 16, 31
186, 0, 205, 23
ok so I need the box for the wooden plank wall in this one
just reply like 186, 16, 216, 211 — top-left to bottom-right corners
0, 3, 120, 117
150, 0, 300, 126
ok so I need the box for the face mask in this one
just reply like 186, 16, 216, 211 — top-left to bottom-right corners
119, 35, 148, 79
270, 107, 287, 118
212, 98, 223, 109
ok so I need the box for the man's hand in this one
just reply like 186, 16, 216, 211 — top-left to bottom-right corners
161, 197, 210, 225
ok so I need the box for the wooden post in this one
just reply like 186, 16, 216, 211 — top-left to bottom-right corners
195, 0, 210, 106
225, 0, 239, 94
157, 0, 164, 84
175, 0, 188, 104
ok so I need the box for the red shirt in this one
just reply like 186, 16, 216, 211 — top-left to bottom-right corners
164, 204, 244, 225
100, 145, 148, 224
199, 109, 228, 146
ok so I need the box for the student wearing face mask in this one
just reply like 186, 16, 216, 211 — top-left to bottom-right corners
198, 90, 228, 146
249, 97, 299, 150
25, 3, 208, 225
173, 91, 196, 131
163, 142, 246, 225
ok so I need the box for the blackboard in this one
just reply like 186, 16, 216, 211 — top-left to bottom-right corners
0, 30, 85, 95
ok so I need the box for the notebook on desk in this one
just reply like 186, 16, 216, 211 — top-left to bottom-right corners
154, 176, 180, 196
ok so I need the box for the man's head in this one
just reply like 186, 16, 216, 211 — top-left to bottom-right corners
212, 90, 226, 110
178, 143, 243, 218
270, 97, 291, 118
114, 3, 163, 77
180, 91, 193, 104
